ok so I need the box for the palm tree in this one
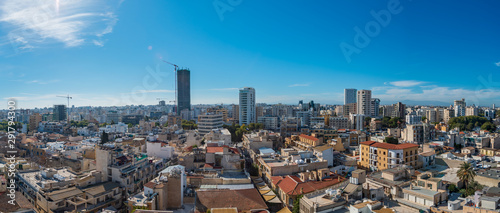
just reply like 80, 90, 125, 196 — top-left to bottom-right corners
457, 162, 476, 190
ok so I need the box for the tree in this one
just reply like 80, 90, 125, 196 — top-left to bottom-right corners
481, 122, 497, 132
384, 137, 398, 144
448, 184, 458, 193
449, 116, 490, 131
421, 116, 427, 122
100, 131, 109, 144
127, 123, 133, 128
248, 163, 259, 176
181, 120, 197, 130
111, 120, 116, 125
292, 195, 304, 213
457, 162, 476, 190
292, 195, 303, 213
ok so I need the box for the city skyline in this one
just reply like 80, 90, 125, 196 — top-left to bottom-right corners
1, 1, 500, 109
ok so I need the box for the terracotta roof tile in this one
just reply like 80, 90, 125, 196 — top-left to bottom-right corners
277, 174, 346, 196
207, 147, 224, 153
144, 181, 156, 189
360, 141, 376, 146
370, 142, 418, 150
299, 134, 319, 141
196, 189, 268, 211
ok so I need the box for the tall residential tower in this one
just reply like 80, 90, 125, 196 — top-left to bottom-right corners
239, 87, 256, 125
356, 90, 372, 116
344, 88, 357, 105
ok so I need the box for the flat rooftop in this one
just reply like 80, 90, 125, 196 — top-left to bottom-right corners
404, 186, 440, 197
477, 169, 500, 180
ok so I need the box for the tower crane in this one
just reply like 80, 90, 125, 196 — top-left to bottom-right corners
161, 60, 179, 114
56, 94, 72, 123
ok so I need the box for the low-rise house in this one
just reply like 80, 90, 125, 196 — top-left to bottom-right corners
401, 184, 447, 207
312, 145, 334, 167
461, 146, 476, 156
481, 148, 497, 157
146, 141, 174, 159
274, 172, 347, 207
300, 189, 347, 213
400, 172, 448, 207
195, 188, 268, 212
365, 167, 413, 199
417, 151, 436, 169
257, 151, 328, 183
475, 168, 500, 187
349, 200, 394, 213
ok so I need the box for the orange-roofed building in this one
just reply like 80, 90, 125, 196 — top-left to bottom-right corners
295, 134, 321, 149
275, 174, 346, 206
359, 141, 419, 171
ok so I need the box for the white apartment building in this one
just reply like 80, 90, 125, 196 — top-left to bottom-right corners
370, 98, 380, 118
329, 117, 349, 130
257, 116, 279, 130
239, 87, 256, 125
357, 90, 372, 116
454, 98, 466, 117
349, 114, 365, 130
197, 113, 223, 136
99, 122, 128, 133
465, 106, 479, 116
146, 141, 175, 159
406, 114, 422, 125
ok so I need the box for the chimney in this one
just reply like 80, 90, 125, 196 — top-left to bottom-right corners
300, 187, 304, 194
410, 184, 413, 190
338, 176, 340, 182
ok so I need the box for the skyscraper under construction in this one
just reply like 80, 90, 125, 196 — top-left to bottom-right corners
177, 69, 191, 115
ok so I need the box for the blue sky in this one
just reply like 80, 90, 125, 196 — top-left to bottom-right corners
1, 0, 500, 109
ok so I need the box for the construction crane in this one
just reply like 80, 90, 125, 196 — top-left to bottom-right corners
56, 94, 72, 123
161, 60, 179, 114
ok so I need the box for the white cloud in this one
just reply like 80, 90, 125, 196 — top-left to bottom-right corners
0, 0, 121, 52
92, 40, 104, 47
495, 61, 500, 67
389, 80, 427, 87
289, 83, 310, 87
26, 79, 60, 84
375, 86, 500, 106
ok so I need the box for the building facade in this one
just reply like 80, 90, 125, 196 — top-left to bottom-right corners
356, 90, 372, 116
177, 69, 191, 115
359, 141, 419, 171
239, 87, 256, 125
344, 88, 357, 105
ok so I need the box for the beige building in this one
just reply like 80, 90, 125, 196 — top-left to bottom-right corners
359, 141, 419, 171
29, 113, 42, 133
